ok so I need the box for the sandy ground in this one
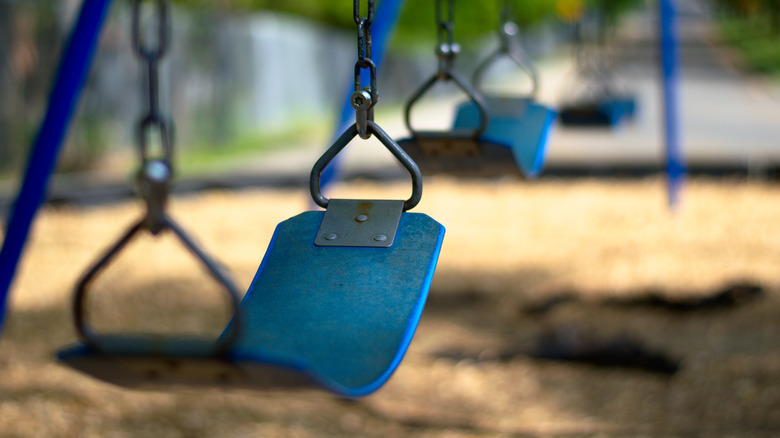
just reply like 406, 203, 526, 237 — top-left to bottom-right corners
1, 177, 778, 437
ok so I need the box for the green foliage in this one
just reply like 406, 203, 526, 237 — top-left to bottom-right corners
172, 1, 558, 44
716, 1, 780, 74
170, 1, 641, 52
719, 15, 780, 74
392, 0, 556, 51
589, 0, 642, 23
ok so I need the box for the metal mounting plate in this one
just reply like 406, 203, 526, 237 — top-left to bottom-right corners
315, 199, 404, 248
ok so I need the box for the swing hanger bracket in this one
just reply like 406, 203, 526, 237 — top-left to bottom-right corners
311, 0, 415, 247
403, 0, 489, 138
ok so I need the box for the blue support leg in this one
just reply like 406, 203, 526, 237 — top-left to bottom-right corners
0, 0, 113, 334
320, 0, 407, 191
659, 0, 685, 208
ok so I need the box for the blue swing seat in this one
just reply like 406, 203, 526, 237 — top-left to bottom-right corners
59, 206, 444, 397
453, 96, 556, 178
559, 94, 636, 128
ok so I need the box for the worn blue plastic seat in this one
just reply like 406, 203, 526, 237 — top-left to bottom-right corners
230, 207, 444, 396
453, 96, 556, 178
396, 132, 517, 177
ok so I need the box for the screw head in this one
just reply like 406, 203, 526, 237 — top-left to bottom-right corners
324, 233, 338, 241
350, 90, 372, 110
144, 160, 170, 182
355, 214, 368, 223
373, 234, 387, 242
437, 43, 460, 56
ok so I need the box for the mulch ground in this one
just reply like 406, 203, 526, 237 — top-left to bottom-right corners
1, 177, 778, 437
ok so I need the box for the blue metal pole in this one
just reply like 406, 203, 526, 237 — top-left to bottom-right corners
0, 0, 113, 334
659, 0, 685, 208
320, 0, 407, 191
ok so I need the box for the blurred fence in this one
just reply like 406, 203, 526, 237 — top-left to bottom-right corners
0, 2, 360, 176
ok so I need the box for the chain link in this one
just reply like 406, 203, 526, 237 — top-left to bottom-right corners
500, 0, 512, 27
132, 0, 172, 166
353, 0, 374, 26
132, 0, 168, 59
352, 0, 377, 139
436, 0, 454, 49
435, 0, 459, 76
498, 0, 520, 52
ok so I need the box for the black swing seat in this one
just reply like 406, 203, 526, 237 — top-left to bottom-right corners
58, 336, 312, 390
58, 201, 445, 397
397, 131, 519, 177
559, 93, 637, 128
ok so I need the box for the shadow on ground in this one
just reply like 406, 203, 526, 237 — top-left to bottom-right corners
1, 269, 778, 437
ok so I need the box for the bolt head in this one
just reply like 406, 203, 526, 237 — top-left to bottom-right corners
350, 90, 372, 110
143, 160, 170, 183
437, 43, 460, 56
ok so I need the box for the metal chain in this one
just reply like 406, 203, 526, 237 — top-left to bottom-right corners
351, 0, 377, 139
132, 0, 172, 166
500, 0, 512, 27
435, 0, 459, 76
353, 0, 374, 27
498, 1, 524, 59
132, 0, 172, 233
499, 0, 518, 50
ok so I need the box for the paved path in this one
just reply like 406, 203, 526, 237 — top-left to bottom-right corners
543, 7, 780, 174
